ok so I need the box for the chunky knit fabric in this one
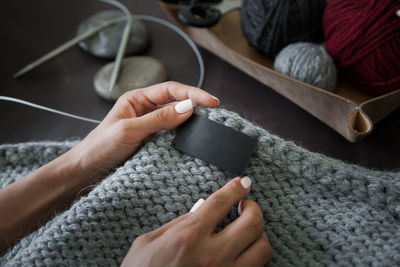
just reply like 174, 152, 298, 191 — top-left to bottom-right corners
1, 108, 399, 266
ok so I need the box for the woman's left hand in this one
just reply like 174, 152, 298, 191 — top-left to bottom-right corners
121, 177, 273, 267
70, 81, 219, 182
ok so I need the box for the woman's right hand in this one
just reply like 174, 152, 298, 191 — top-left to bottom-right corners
0, 82, 219, 253
70, 81, 219, 183
122, 177, 273, 267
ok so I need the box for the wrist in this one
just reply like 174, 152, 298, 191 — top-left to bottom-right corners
57, 147, 98, 194
65, 136, 112, 188
41, 149, 87, 199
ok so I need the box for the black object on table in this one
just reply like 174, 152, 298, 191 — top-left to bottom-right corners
0, 0, 399, 171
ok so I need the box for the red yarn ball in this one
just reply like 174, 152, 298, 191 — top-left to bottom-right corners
323, 0, 400, 95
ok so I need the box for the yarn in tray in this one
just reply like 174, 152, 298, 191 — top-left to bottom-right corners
240, 0, 326, 57
323, 0, 400, 95
274, 42, 337, 91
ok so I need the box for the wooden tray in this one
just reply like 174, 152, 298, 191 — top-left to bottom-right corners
161, 3, 400, 142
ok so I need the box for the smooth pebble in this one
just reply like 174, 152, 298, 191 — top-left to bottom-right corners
94, 56, 168, 101
77, 10, 149, 59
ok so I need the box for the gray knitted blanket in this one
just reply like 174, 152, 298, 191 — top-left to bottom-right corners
0, 108, 399, 266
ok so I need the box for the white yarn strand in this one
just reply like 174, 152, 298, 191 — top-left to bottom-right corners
0, 96, 101, 124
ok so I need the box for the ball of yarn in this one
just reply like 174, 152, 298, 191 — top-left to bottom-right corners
240, 0, 326, 57
323, 0, 400, 95
274, 42, 337, 91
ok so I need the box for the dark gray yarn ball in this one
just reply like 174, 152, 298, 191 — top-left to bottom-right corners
240, 0, 326, 57
274, 42, 337, 91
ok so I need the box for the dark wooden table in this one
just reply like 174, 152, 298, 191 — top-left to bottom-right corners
0, 0, 399, 171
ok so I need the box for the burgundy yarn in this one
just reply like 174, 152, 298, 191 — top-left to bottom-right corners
323, 0, 400, 95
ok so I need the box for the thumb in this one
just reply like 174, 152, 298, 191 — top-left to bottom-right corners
133, 99, 194, 134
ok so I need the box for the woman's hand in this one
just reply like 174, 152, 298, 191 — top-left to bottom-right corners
122, 177, 273, 267
70, 81, 219, 182
0, 81, 219, 252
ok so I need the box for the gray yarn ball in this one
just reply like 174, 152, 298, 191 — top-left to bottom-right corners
240, 0, 326, 57
274, 42, 337, 91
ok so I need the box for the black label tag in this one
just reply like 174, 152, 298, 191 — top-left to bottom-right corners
173, 114, 258, 175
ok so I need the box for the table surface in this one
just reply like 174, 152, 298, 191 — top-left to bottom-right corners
0, 0, 399, 171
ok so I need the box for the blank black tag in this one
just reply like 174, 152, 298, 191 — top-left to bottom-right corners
173, 114, 258, 175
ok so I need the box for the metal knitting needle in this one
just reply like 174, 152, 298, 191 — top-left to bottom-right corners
13, 17, 125, 79
100, 0, 132, 91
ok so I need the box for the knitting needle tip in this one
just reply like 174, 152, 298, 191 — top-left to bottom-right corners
12, 17, 124, 80
12, 73, 21, 79
13, 68, 30, 79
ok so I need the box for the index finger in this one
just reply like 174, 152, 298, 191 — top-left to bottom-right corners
125, 81, 219, 116
191, 177, 252, 234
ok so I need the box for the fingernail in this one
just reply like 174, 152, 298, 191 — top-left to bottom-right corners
212, 95, 220, 105
240, 176, 252, 189
190, 198, 205, 212
175, 99, 193, 113
238, 199, 243, 216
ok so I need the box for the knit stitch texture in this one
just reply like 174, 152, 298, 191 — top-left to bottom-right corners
0, 108, 399, 266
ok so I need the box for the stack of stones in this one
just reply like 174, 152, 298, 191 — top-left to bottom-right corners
78, 10, 167, 100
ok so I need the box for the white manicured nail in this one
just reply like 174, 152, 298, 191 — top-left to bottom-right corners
238, 199, 243, 216
240, 176, 252, 189
175, 99, 193, 113
396, 9, 400, 18
190, 198, 205, 212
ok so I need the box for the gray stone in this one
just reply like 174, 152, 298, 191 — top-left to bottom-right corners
94, 56, 168, 101
77, 10, 149, 59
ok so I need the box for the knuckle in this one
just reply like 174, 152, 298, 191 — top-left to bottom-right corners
120, 91, 131, 100
132, 91, 147, 105
227, 179, 245, 195
164, 81, 180, 88
208, 194, 228, 210
134, 232, 152, 244
118, 91, 135, 104
245, 199, 264, 216
173, 227, 198, 247
246, 213, 264, 235
154, 108, 170, 122
118, 90, 142, 107
114, 93, 128, 108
